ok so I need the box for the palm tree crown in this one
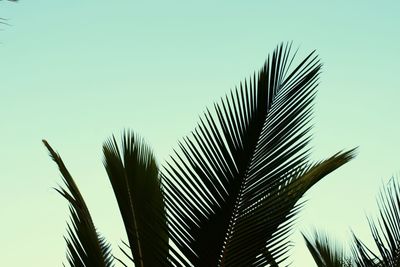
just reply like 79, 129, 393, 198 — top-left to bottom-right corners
45, 43, 356, 266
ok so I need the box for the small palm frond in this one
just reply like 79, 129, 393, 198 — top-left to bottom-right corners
352, 235, 381, 267
103, 131, 181, 266
226, 149, 355, 267
303, 230, 352, 267
353, 177, 400, 267
43, 140, 114, 267
162, 43, 356, 266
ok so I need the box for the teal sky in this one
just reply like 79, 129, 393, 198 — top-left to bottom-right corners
1, 0, 400, 266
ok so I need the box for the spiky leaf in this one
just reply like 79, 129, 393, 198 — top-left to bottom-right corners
103, 131, 176, 266
304, 230, 353, 267
43, 140, 114, 267
353, 177, 400, 267
162, 43, 355, 266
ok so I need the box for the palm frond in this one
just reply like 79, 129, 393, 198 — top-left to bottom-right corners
43, 140, 114, 267
303, 230, 352, 267
352, 235, 381, 267
162, 43, 356, 266
232, 150, 356, 267
103, 131, 178, 266
353, 177, 400, 267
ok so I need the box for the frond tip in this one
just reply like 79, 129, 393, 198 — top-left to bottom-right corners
303, 230, 352, 267
353, 176, 400, 267
42, 139, 114, 267
102, 131, 171, 266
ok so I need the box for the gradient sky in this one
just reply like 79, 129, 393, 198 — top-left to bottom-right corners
1, 0, 400, 266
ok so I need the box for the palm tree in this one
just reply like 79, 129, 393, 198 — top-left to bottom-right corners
305, 177, 400, 267
44, 43, 356, 266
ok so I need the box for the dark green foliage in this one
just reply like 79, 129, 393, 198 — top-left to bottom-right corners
306, 177, 400, 267
43, 140, 114, 267
303, 231, 352, 267
102, 132, 171, 266
45, 131, 182, 266
45, 43, 357, 266
162, 43, 355, 266
353, 178, 400, 267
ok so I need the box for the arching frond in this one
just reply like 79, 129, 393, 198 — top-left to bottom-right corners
162, 43, 356, 266
43, 140, 114, 267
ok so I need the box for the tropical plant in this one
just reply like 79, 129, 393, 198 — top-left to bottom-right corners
161, 43, 355, 266
43, 140, 114, 267
44, 43, 356, 266
303, 231, 353, 267
352, 177, 400, 267
305, 177, 400, 267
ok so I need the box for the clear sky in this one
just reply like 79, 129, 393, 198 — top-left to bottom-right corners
1, 0, 399, 266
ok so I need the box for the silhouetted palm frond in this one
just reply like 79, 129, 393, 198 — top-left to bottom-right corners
103, 131, 183, 266
162, 43, 356, 266
304, 230, 352, 267
43, 140, 114, 267
353, 177, 400, 267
